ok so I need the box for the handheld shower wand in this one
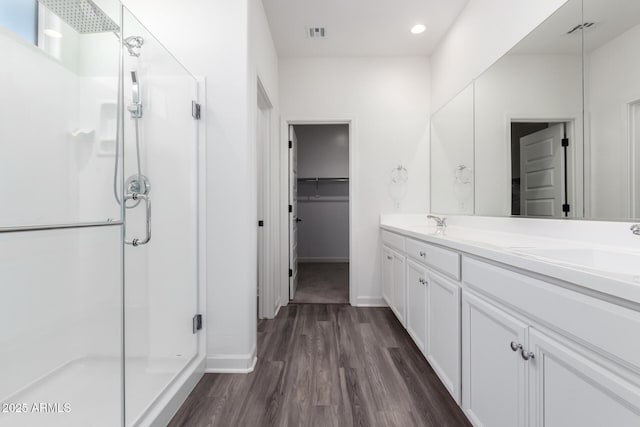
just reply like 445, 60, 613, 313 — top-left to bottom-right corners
128, 71, 142, 118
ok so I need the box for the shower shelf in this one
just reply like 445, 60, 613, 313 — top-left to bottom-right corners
70, 128, 95, 138
69, 128, 95, 145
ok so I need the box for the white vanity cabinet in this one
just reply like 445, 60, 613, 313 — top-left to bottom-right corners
390, 250, 406, 326
382, 246, 394, 307
462, 257, 640, 427
382, 231, 407, 326
382, 223, 640, 427
406, 258, 428, 353
528, 328, 640, 427
381, 246, 406, 326
406, 237, 462, 402
427, 270, 461, 402
462, 290, 529, 427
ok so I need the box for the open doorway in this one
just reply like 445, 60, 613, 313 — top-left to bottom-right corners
511, 121, 575, 218
289, 124, 350, 304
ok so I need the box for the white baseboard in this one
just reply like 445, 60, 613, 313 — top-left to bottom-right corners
355, 296, 387, 307
146, 355, 206, 427
273, 301, 281, 318
298, 257, 349, 263
205, 345, 257, 373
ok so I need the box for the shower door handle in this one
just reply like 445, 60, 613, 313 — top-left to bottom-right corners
124, 193, 151, 246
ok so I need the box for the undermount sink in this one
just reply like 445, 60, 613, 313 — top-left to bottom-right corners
512, 248, 640, 277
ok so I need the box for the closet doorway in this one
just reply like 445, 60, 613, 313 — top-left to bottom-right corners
289, 124, 350, 304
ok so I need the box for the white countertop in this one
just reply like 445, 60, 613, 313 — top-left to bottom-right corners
380, 218, 640, 305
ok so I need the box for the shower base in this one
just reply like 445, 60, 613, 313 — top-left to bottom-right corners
0, 355, 190, 427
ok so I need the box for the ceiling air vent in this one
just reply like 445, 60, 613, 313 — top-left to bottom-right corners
307, 27, 326, 38
567, 22, 595, 34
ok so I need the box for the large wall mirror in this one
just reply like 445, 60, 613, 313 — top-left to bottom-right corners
430, 83, 474, 215
430, 0, 640, 221
584, 0, 640, 220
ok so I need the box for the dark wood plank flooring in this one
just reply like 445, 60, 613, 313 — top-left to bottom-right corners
293, 263, 349, 304
168, 304, 470, 427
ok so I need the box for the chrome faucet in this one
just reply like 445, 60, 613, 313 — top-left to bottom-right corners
631, 224, 640, 236
428, 215, 447, 233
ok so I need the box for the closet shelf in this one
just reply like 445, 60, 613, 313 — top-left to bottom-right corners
298, 196, 349, 202
297, 177, 349, 183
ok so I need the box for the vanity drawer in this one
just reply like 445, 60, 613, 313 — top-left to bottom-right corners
463, 256, 640, 372
381, 230, 405, 251
406, 238, 461, 281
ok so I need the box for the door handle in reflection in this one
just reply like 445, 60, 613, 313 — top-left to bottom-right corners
124, 193, 151, 246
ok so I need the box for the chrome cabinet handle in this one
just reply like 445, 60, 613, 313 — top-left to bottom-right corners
419, 251, 426, 258
418, 277, 426, 285
521, 350, 535, 361
510, 341, 522, 352
387, 256, 393, 260
125, 193, 151, 247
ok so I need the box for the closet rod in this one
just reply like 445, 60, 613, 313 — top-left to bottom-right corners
297, 177, 349, 183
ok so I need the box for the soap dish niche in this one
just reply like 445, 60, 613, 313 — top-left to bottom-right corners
97, 139, 117, 157
99, 101, 117, 142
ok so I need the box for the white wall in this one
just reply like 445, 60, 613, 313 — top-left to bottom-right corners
280, 57, 430, 305
587, 23, 640, 219
296, 124, 349, 261
430, 0, 568, 112
296, 124, 349, 178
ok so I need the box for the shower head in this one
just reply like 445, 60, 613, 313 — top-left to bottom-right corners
37, 0, 120, 34
123, 35, 144, 57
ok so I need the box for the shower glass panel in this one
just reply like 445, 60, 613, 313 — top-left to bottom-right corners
1, 1, 200, 426
0, 0, 122, 227
0, 0, 124, 426
121, 8, 200, 426
0, 227, 124, 427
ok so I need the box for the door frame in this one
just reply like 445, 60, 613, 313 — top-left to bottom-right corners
628, 99, 640, 218
505, 115, 582, 218
257, 79, 273, 319
281, 117, 357, 307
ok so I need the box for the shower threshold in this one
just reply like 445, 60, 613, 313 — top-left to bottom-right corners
0, 355, 191, 427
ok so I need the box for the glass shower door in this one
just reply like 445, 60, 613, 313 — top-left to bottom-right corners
121, 9, 200, 426
0, 0, 124, 426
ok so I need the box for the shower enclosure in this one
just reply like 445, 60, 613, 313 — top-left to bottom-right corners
0, 0, 203, 425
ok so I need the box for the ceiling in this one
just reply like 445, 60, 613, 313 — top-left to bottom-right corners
261, 0, 468, 58
510, 0, 640, 55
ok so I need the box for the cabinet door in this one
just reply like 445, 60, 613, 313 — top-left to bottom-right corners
406, 259, 428, 353
528, 329, 640, 427
391, 249, 406, 326
427, 271, 461, 403
382, 246, 394, 307
462, 291, 528, 427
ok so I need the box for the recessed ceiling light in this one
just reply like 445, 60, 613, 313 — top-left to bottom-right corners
43, 29, 63, 39
411, 24, 426, 35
